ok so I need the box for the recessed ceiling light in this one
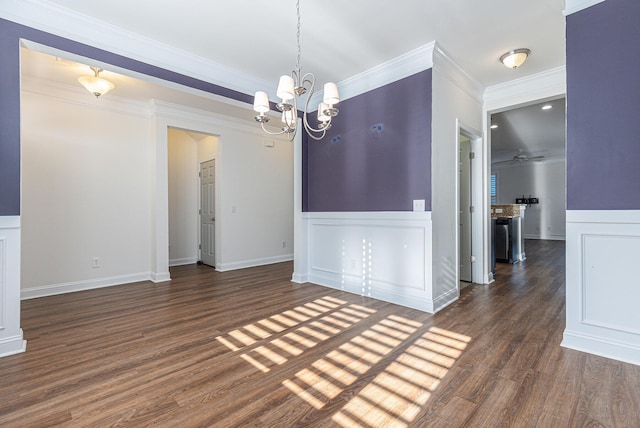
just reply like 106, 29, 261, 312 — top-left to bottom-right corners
490, 124, 498, 129
541, 104, 553, 110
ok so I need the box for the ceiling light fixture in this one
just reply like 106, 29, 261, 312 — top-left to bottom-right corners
78, 66, 114, 98
491, 124, 499, 129
541, 104, 553, 110
253, 0, 339, 141
499, 48, 531, 69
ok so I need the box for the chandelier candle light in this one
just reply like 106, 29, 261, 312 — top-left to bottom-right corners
253, 0, 339, 141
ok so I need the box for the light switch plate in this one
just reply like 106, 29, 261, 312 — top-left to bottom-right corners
413, 199, 425, 212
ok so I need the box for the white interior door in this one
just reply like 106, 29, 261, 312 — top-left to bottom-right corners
200, 159, 215, 267
459, 136, 472, 282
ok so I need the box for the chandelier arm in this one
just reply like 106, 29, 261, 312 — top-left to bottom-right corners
260, 121, 289, 136
300, 73, 333, 136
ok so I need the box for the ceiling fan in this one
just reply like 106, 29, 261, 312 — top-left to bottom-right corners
493, 150, 545, 165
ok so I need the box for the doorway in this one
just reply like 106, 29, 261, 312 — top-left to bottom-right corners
200, 159, 216, 267
459, 133, 472, 284
167, 128, 219, 268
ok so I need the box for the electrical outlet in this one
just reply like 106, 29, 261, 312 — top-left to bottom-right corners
282, 241, 286, 248
92, 257, 100, 268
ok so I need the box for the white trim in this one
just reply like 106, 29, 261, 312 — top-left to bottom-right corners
1, 0, 269, 99
309, 43, 435, 108
21, 272, 154, 300
0, 217, 20, 228
151, 100, 257, 135
567, 210, 640, 224
484, 66, 566, 112
433, 44, 484, 104
0, 334, 26, 357
562, 330, 639, 366
0, 216, 25, 358
169, 257, 198, 267
302, 211, 432, 222
564, 0, 606, 15
216, 254, 293, 272
150, 272, 171, 283
524, 234, 566, 241
563, 209, 640, 366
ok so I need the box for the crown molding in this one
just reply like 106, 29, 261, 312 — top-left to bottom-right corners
309, 42, 435, 107
564, 0, 607, 15
21, 75, 153, 117
484, 66, 566, 112
150, 100, 266, 136
0, 0, 269, 100
432, 43, 485, 103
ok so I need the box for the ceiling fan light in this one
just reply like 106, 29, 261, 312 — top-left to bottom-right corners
499, 48, 531, 69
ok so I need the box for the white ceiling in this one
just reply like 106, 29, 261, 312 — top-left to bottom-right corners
41, 0, 567, 88
491, 98, 566, 164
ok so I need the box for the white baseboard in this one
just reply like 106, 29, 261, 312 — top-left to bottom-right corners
291, 272, 308, 283
433, 287, 459, 313
21, 272, 154, 300
562, 330, 640, 366
216, 254, 293, 272
0, 332, 26, 358
524, 234, 566, 241
150, 272, 171, 283
169, 257, 198, 267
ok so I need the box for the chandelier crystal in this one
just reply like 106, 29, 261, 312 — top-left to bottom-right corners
253, 0, 339, 141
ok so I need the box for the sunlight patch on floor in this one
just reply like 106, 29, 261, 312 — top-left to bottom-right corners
282, 315, 421, 410
332, 326, 471, 427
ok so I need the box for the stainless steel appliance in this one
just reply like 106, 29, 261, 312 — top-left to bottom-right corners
495, 217, 520, 264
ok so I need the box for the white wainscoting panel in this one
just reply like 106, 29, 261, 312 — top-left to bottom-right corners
563, 210, 640, 365
0, 216, 26, 357
302, 212, 434, 312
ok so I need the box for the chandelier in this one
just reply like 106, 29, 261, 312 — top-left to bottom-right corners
252, 0, 340, 141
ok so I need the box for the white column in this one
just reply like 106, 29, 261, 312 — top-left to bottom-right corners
0, 216, 26, 357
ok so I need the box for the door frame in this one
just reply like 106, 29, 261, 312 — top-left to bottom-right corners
455, 119, 483, 288
153, 114, 223, 279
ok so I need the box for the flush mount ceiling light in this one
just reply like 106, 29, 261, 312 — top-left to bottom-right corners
490, 124, 499, 129
541, 104, 553, 110
499, 48, 531, 69
78, 66, 114, 98
253, 0, 339, 141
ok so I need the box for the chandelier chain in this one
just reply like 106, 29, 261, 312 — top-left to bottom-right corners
296, 0, 301, 73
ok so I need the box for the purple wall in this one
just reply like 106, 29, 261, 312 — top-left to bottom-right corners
0, 18, 253, 216
303, 69, 432, 212
566, 0, 640, 210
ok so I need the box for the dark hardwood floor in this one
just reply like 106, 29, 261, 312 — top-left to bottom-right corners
1, 240, 639, 427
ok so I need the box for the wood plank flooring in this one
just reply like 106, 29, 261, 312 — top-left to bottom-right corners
1, 240, 639, 427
